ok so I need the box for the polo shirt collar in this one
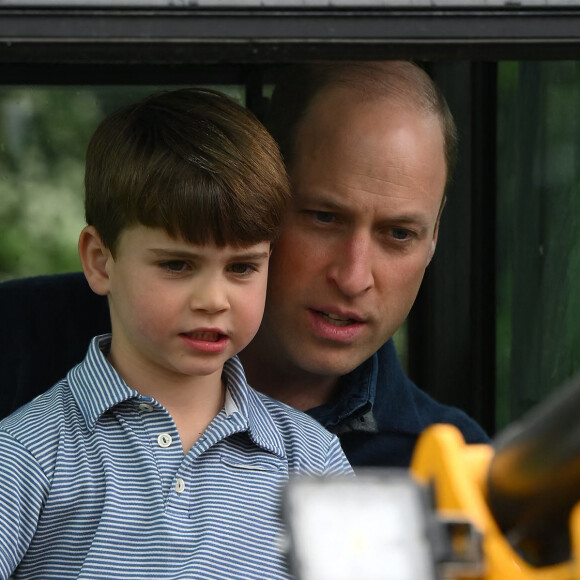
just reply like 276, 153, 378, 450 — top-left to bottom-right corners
68, 335, 141, 432
68, 335, 286, 458
307, 352, 378, 433
366, 338, 425, 435
221, 356, 286, 459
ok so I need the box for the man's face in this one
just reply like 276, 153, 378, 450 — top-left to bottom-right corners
261, 87, 447, 378
100, 225, 270, 388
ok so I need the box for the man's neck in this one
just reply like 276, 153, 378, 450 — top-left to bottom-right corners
239, 344, 340, 412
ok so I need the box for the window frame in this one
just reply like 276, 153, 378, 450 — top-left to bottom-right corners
3, 4, 580, 434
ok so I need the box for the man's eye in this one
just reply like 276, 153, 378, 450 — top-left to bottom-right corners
313, 211, 335, 224
160, 260, 188, 273
391, 228, 411, 241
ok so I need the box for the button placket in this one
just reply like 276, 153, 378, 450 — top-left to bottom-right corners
135, 400, 188, 511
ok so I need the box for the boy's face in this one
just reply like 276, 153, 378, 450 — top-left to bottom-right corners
100, 225, 270, 386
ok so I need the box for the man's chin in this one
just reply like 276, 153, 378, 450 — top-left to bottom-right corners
289, 347, 372, 378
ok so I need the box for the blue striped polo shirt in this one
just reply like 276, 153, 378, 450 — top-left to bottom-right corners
0, 335, 352, 580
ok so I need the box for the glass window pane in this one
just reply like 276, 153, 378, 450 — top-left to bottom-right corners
497, 62, 580, 429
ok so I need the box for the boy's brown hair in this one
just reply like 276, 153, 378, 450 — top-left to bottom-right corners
85, 87, 290, 255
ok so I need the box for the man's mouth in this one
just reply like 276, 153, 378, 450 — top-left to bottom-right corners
316, 311, 358, 327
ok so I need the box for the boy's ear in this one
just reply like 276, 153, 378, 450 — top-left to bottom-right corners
78, 226, 113, 296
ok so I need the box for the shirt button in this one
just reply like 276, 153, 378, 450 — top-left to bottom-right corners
157, 433, 173, 448
175, 478, 185, 494
139, 403, 154, 412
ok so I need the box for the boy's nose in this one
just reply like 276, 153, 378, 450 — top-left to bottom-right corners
189, 277, 230, 314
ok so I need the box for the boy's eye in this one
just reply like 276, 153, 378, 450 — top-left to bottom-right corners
228, 263, 256, 275
160, 260, 188, 273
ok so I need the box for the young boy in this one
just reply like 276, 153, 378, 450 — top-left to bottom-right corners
0, 88, 352, 580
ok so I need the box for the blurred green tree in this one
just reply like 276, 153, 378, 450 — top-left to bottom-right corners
0, 85, 244, 281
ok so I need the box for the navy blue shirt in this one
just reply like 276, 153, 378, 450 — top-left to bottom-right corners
308, 339, 489, 467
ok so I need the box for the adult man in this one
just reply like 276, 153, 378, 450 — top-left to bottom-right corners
0, 60, 487, 467
240, 61, 488, 465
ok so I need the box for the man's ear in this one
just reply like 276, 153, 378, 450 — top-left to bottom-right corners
78, 226, 113, 296
427, 195, 446, 266
427, 239, 437, 266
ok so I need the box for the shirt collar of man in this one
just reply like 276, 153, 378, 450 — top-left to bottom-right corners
306, 352, 378, 432
305, 338, 431, 437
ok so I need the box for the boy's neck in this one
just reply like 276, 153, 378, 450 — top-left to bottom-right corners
107, 349, 226, 454
164, 381, 226, 454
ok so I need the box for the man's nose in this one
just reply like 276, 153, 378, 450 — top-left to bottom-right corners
190, 275, 230, 314
327, 233, 374, 297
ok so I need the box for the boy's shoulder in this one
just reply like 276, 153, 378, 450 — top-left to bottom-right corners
1, 378, 75, 441
223, 355, 337, 447
248, 387, 337, 446
244, 386, 353, 474
0, 378, 77, 480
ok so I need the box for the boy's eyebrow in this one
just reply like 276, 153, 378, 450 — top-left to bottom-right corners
148, 249, 198, 258
230, 251, 271, 261
148, 248, 270, 260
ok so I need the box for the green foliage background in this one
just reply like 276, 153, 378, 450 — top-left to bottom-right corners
496, 62, 580, 427
0, 88, 93, 279
0, 85, 244, 281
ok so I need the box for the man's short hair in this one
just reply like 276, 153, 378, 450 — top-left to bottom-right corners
267, 61, 457, 185
85, 87, 290, 254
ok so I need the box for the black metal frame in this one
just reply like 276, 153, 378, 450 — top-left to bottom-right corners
3, 4, 580, 434
408, 62, 497, 435
3, 6, 580, 63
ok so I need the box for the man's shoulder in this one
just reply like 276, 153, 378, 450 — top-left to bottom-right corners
373, 341, 489, 443
0, 274, 110, 420
411, 390, 489, 443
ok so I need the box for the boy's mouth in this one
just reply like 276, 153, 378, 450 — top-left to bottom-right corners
182, 331, 226, 342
